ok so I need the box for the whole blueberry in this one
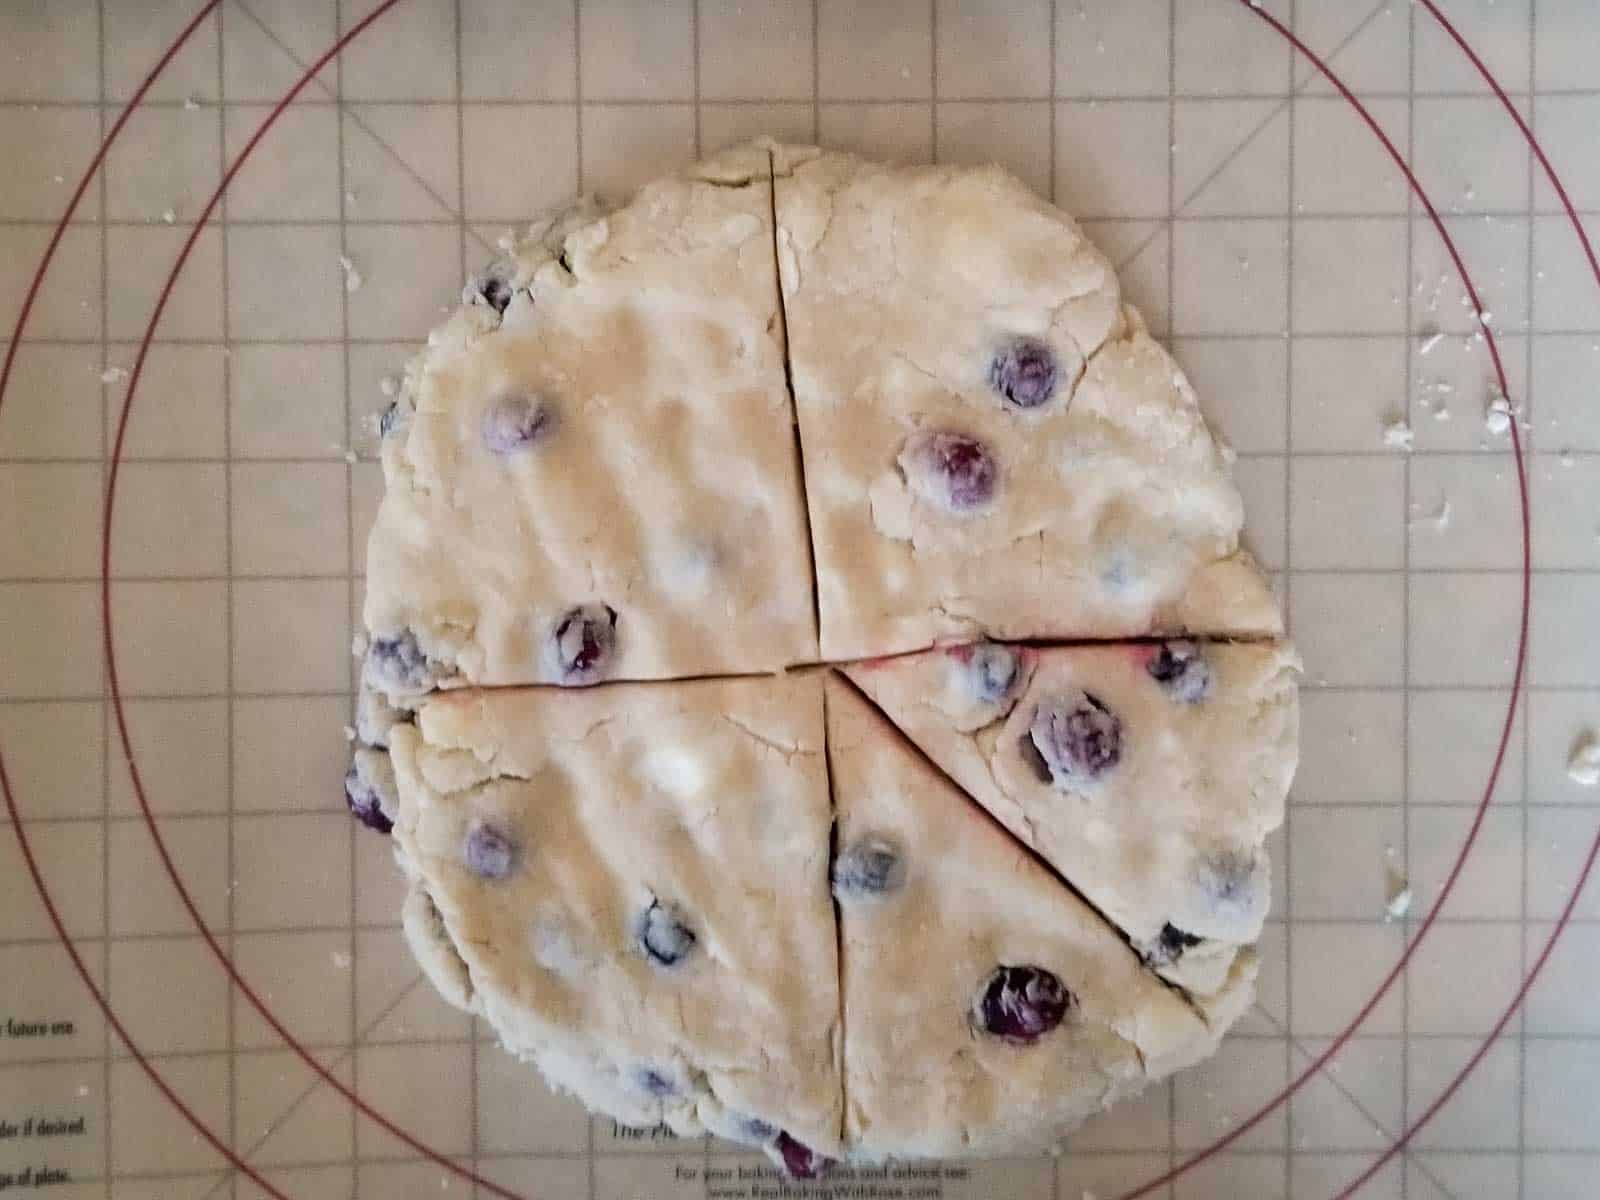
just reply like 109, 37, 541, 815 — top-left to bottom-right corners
637, 900, 697, 969
831, 836, 906, 900
774, 1132, 834, 1181
365, 630, 449, 696
481, 393, 554, 454
464, 821, 519, 881
903, 429, 998, 513
1143, 923, 1203, 968
550, 604, 617, 685
974, 965, 1073, 1043
343, 757, 393, 835
988, 337, 1059, 410
1028, 691, 1122, 785
1147, 640, 1212, 704
967, 642, 1020, 705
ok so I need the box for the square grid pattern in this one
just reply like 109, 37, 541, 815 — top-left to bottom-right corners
1, 2, 1597, 1198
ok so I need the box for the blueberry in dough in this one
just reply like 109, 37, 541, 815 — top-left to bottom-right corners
902, 429, 998, 513
973, 965, 1073, 1043
464, 821, 519, 880
632, 1066, 677, 1098
1147, 640, 1212, 704
775, 1131, 834, 1180
1142, 923, 1203, 968
832, 836, 907, 899
966, 641, 1020, 705
343, 759, 393, 834
988, 336, 1059, 410
736, 1115, 777, 1143
550, 604, 618, 685
1028, 691, 1122, 785
1194, 850, 1260, 920
468, 261, 516, 316
481, 393, 554, 454
637, 899, 697, 969
365, 629, 450, 696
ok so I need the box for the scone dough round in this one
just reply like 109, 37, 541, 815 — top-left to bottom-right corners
350, 141, 1299, 1170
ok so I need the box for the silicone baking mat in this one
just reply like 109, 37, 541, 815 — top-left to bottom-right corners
3, 1, 1599, 1197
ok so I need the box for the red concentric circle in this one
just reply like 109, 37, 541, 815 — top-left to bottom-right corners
0, 2, 1592, 1197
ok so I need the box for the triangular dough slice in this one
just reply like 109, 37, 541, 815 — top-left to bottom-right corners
824, 673, 1250, 1160
843, 640, 1299, 996
772, 144, 1278, 660
363, 145, 816, 702
388, 672, 843, 1162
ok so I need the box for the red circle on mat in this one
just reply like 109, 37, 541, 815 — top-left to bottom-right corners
0, 3, 1591, 1198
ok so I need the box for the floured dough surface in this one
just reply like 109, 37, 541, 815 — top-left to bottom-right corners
387, 672, 842, 1158
844, 640, 1299, 995
825, 674, 1250, 1159
363, 146, 816, 702
772, 145, 1279, 660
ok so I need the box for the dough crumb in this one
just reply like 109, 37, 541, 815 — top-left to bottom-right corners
379, 373, 400, 398
1408, 496, 1450, 531
99, 366, 128, 384
1569, 730, 1600, 788
1381, 416, 1414, 451
1418, 375, 1453, 421
1385, 885, 1412, 922
1384, 847, 1411, 921
1484, 395, 1513, 436
161, 208, 176, 224
330, 950, 352, 969
1418, 328, 1445, 356
340, 254, 364, 293
183, 95, 201, 110
342, 725, 357, 742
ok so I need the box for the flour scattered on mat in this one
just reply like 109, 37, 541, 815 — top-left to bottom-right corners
1569, 731, 1600, 789
1382, 415, 1414, 451
98, 366, 127, 385
330, 950, 352, 970
339, 254, 364, 293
